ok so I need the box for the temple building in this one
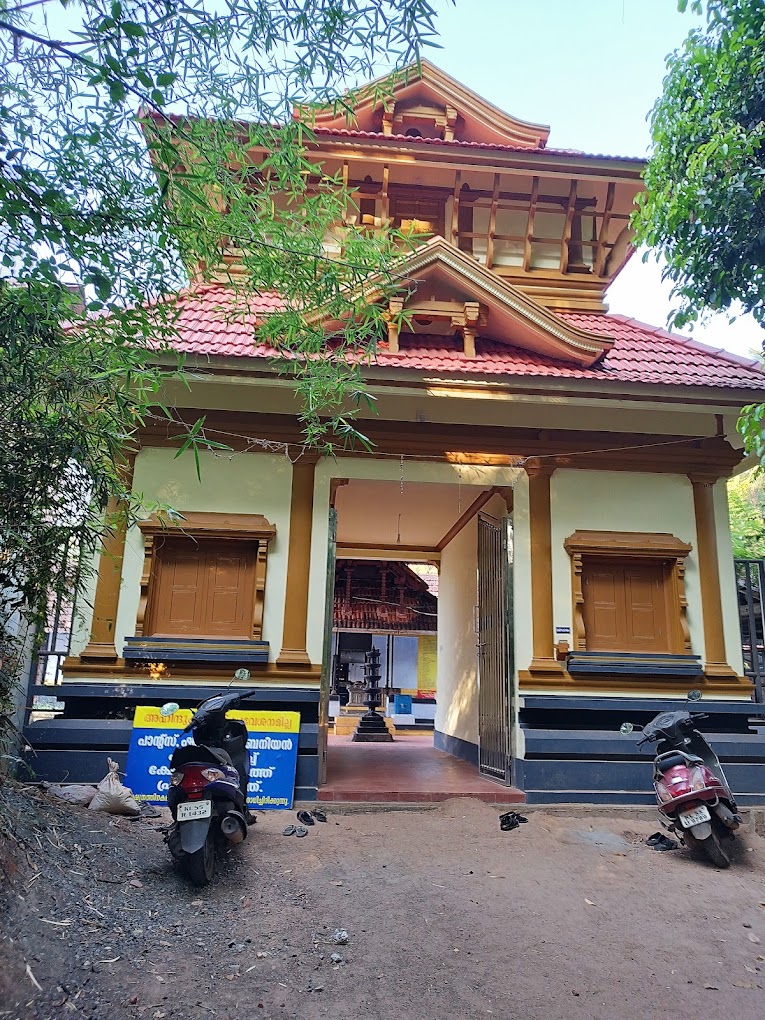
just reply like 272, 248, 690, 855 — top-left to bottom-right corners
26, 61, 765, 803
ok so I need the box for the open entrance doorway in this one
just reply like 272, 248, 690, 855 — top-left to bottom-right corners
330, 559, 439, 736
318, 476, 521, 802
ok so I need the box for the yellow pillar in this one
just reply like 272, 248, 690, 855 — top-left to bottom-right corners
80, 458, 135, 662
277, 457, 317, 667
526, 460, 564, 678
80, 499, 129, 662
689, 474, 737, 679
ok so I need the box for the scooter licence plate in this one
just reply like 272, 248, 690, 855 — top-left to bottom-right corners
678, 805, 711, 828
177, 800, 212, 822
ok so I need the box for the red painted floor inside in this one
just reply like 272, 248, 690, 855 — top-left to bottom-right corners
318, 734, 525, 803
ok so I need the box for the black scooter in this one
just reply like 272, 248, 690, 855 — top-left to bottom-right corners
162, 682, 256, 886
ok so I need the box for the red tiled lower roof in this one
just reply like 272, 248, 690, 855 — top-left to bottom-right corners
310, 127, 644, 162
168, 286, 765, 392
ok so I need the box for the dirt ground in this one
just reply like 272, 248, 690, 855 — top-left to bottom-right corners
2, 786, 765, 1020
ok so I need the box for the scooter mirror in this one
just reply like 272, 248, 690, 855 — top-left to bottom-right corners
160, 702, 180, 717
620, 722, 634, 734
234, 668, 251, 682
687, 689, 703, 702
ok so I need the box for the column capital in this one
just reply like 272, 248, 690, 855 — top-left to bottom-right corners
688, 471, 724, 487
524, 457, 556, 479
329, 477, 349, 509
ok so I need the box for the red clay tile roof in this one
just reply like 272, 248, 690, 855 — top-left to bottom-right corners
310, 126, 644, 162
169, 286, 765, 392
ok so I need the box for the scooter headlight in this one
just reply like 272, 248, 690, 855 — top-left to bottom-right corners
170, 769, 183, 786
201, 767, 226, 782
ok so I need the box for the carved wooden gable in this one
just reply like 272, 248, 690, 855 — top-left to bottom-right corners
302, 59, 550, 149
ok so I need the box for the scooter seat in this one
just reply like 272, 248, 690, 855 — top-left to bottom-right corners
171, 744, 233, 768
656, 753, 686, 772
656, 751, 705, 772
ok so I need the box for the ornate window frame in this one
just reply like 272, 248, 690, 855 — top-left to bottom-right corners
135, 512, 276, 640
563, 530, 692, 655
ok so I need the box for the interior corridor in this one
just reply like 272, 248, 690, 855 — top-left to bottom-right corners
319, 735, 525, 803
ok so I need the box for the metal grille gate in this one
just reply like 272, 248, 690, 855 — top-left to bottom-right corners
734, 558, 765, 703
477, 513, 513, 782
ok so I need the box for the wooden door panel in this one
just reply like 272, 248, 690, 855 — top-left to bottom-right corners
205, 544, 255, 636
390, 188, 446, 236
624, 566, 665, 648
151, 543, 205, 636
583, 567, 622, 650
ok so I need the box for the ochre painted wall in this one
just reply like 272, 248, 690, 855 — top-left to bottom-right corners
71, 448, 295, 661
511, 471, 532, 689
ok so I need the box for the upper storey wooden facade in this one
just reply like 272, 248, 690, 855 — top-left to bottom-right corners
295, 60, 644, 314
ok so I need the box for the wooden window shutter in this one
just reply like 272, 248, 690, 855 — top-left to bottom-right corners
148, 538, 258, 639
582, 559, 671, 654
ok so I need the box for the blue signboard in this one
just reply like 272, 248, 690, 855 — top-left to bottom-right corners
394, 694, 413, 714
125, 706, 300, 809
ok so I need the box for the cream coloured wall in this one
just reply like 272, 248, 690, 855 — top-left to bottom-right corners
435, 513, 479, 746
112, 448, 293, 660
434, 491, 512, 748
162, 374, 741, 445
549, 469, 704, 665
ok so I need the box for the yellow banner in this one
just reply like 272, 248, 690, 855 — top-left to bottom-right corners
417, 634, 437, 690
229, 709, 300, 734
133, 706, 193, 729
133, 706, 300, 734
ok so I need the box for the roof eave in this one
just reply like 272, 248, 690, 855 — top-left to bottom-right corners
164, 351, 765, 406
307, 132, 647, 178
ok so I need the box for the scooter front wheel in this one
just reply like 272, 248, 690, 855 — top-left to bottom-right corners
184, 831, 216, 886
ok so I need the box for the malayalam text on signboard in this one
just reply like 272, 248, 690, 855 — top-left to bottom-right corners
125, 706, 300, 809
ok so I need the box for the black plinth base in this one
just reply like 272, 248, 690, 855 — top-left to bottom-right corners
352, 731, 394, 742
352, 711, 393, 743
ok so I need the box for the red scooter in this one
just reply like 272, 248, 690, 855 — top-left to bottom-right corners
622, 691, 741, 867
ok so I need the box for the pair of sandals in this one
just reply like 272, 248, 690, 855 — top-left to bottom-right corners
283, 809, 327, 837
499, 811, 528, 831
645, 831, 678, 851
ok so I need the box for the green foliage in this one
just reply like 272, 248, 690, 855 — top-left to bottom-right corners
0, 279, 179, 743
634, 1, 765, 467
0, 0, 442, 745
633, 0, 765, 329
0, 0, 443, 461
728, 471, 765, 558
